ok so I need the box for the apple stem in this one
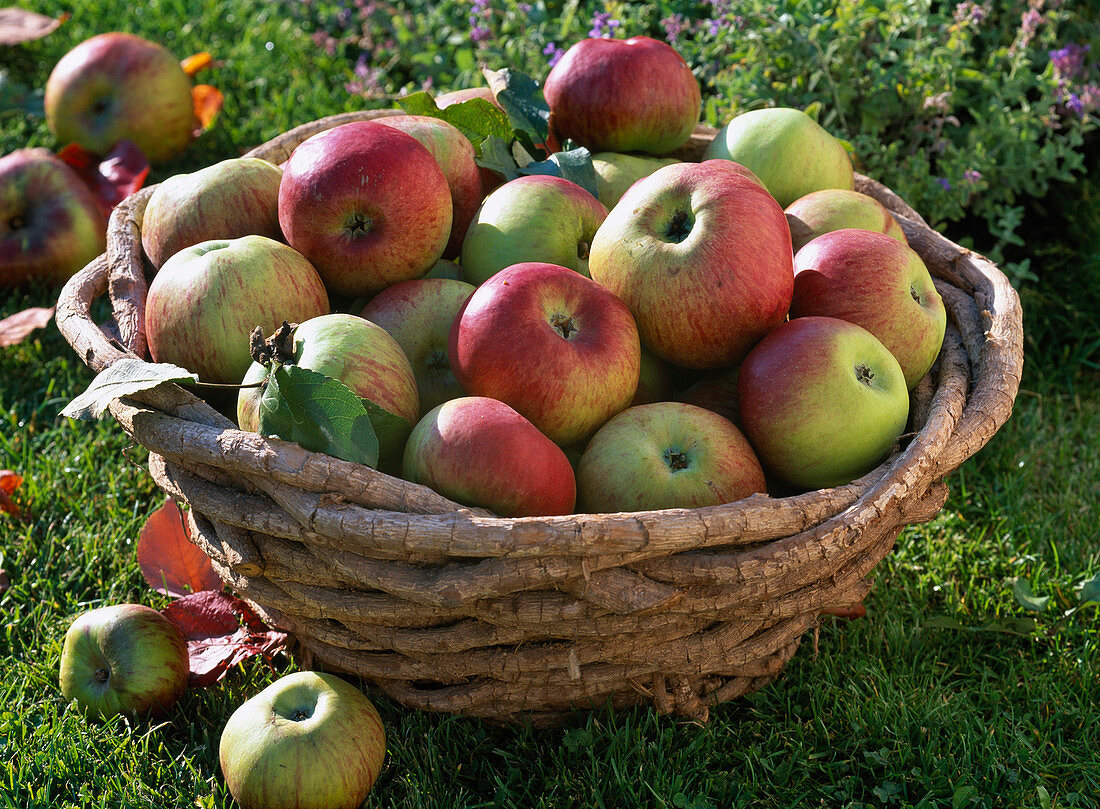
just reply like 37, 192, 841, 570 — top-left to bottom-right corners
577, 241, 590, 261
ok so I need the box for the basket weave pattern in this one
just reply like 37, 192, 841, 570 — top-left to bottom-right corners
56, 114, 1023, 725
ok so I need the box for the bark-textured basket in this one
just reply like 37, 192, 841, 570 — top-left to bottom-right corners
56, 112, 1023, 726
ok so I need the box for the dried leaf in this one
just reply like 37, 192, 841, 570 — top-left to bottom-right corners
180, 52, 213, 77
137, 499, 222, 597
192, 84, 223, 134
161, 590, 289, 687
820, 602, 867, 619
0, 470, 24, 520
57, 139, 150, 219
0, 568, 8, 595
0, 306, 54, 347
0, 8, 68, 45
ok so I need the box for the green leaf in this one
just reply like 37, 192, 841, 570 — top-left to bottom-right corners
256, 365, 379, 468
1078, 573, 1100, 605
521, 146, 599, 199
362, 399, 412, 474
397, 91, 512, 154
476, 134, 524, 181
923, 615, 1040, 636
952, 785, 978, 809
61, 359, 197, 421
0, 70, 44, 118
483, 67, 551, 148
1012, 578, 1051, 612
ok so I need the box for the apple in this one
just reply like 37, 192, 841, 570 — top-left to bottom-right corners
703, 107, 854, 207
591, 151, 681, 211
359, 278, 476, 413
278, 120, 453, 297
576, 402, 767, 513
630, 346, 675, 406
791, 228, 947, 389
543, 36, 702, 155
738, 316, 909, 491
44, 33, 195, 164
785, 188, 907, 254
450, 261, 641, 446
588, 159, 794, 370
59, 603, 189, 719
141, 157, 284, 269
421, 258, 464, 281
676, 366, 741, 426
460, 174, 608, 285
1, 148, 106, 287
219, 671, 386, 809
372, 114, 482, 259
145, 235, 330, 385
402, 396, 576, 517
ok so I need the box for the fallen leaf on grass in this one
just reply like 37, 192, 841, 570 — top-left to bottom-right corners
0, 8, 69, 45
180, 52, 213, 77
57, 139, 150, 219
0, 306, 54, 347
192, 84, 224, 133
161, 590, 289, 687
0, 569, 9, 595
820, 602, 867, 620
0, 470, 25, 520
137, 499, 222, 597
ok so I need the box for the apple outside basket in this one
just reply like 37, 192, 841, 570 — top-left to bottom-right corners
56, 111, 1024, 726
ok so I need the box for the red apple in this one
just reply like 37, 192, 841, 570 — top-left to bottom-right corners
278, 120, 453, 297
1, 148, 106, 287
676, 366, 741, 426
791, 228, 946, 389
589, 159, 794, 369
44, 33, 195, 164
544, 36, 701, 155
402, 396, 576, 517
450, 261, 640, 446
785, 188, 907, 254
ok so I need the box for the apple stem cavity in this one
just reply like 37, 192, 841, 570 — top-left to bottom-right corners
94, 667, 110, 683
855, 363, 875, 386
664, 448, 691, 471
549, 312, 578, 340
345, 212, 374, 238
577, 240, 590, 261
8, 214, 26, 231
663, 209, 693, 243
292, 707, 313, 721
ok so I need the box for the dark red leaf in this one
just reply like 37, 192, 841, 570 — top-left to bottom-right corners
137, 499, 222, 597
0, 306, 54, 347
0, 569, 9, 595
57, 139, 150, 219
0, 9, 68, 45
161, 590, 289, 687
0, 470, 24, 520
821, 602, 868, 620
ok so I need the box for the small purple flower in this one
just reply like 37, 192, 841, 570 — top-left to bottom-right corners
543, 41, 565, 69
1050, 43, 1091, 80
661, 13, 689, 44
963, 169, 982, 183
588, 11, 620, 38
953, 1, 988, 25
937, 178, 952, 191
1066, 93, 1085, 116
470, 22, 492, 43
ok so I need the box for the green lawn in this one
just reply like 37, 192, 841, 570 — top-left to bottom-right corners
3, 2, 1098, 808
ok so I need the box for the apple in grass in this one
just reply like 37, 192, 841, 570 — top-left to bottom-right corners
141, 157, 284, 269
591, 152, 681, 211
403, 396, 576, 517
791, 228, 946, 389
460, 174, 608, 285
589, 159, 794, 370
449, 261, 641, 446
785, 188, 907, 254
45, 33, 195, 164
145, 235, 330, 385
544, 36, 702, 155
59, 603, 189, 719
576, 402, 767, 513
219, 671, 386, 809
1, 148, 106, 287
738, 316, 909, 491
360, 277, 476, 413
278, 120, 452, 297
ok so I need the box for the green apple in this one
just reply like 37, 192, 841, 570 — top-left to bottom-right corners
785, 188, 907, 254
591, 152, 680, 211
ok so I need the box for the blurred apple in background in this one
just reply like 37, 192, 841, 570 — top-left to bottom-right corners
676, 366, 741, 426
738, 316, 909, 491
629, 347, 675, 407
403, 396, 576, 517
141, 157, 284, 269
791, 228, 946, 389
45, 32, 195, 164
460, 174, 608, 285
703, 107, 854, 207
1, 148, 106, 287
785, 188, 907, 254
589, 159, 793, 370
590, 152, 680, 211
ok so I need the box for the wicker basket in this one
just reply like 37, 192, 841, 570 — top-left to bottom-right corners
55, 112, 1023, 726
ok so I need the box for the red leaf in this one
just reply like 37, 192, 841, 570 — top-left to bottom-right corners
161, 590, 289, 687
180, 52, 213, 77
821, 602, 868, 620
0, 9, 68, 45
137, 499, 222, 597
0, 470, 24, 520
0, 306, 54, 348
191, 84, 224, 134
57, 139, 150, 219
0, 569, 9, 595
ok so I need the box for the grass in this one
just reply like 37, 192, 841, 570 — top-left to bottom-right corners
3, 1, 1100, 807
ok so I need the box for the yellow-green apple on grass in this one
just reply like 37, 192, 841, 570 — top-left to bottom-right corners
144, 235, 329, 385
703, 107, 854, 207
591, 152, 681, 211
59, 603, 189, 719
544, 36, 701, 155
45, 33, 195, 164
0, 148, 106, 287
372, 114, 482, 259
141, 157, 284, 269
449, 261, 641, 446
402, 396, 576, 517
785, 188, 907, 254
278, 120, 452, 297
576, 402, 767, 513
219, 671, 386, 809
360, 278, 476, 413
589, 159, 794, 370
460, 175, 608, 285
738, 316, 909, 491
791, 228, 946, 389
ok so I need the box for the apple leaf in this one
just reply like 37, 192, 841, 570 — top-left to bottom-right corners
476, 134, 525, 181
1077, 573, 1100, 606
61, 358, 198, 421
161, 590, 289, 688
482, 67, 552, 150
137, 499, 222, 598
0, 70, 44, 118
180, 51, 213, 77
0, 8, 68, 45
57, 139, 151, 219
192, 84, 223, 134
257, 365, 380, 468
396, 91, 513, 154
0, 306, 54, 347
0, 470, 24, 520
522, 146, 599, 198
1012, 577, 1051, 612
